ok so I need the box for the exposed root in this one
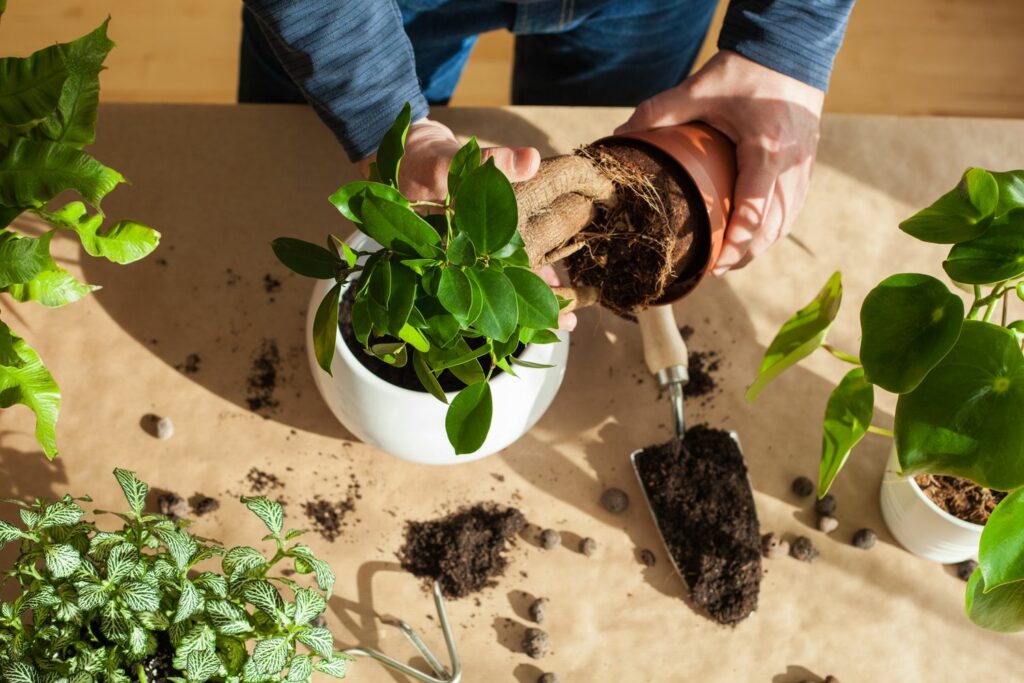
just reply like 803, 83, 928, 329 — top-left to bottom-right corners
522, 192, 596, 265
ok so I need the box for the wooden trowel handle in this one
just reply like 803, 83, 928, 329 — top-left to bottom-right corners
637, 305, 689, 383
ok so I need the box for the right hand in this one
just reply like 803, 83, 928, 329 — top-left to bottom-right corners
357, 118, 541, 202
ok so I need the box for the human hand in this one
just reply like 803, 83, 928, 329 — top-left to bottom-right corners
357, 118, 541, 202
616, 50, 824, 274
536, 264, 578, 332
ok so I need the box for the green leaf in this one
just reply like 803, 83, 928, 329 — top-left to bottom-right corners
438, 267, 474, 325
252, 636, 291, 675
360, 195, 440, 258
206, 599, 252, 635
0, 519, 21, 547
0, 44, 67, 132
818, 368, 874, 497
447, 136, 481, 198
413, 350, 447, 403
119, 579, 160, 612
296, 627, 334, 659
428, 338, 491, 371
40, 202, 160, 264
368, 341, 407, 367
943, 209, 1024, 284
453, 157, 518, 254
445, 382, 493, 455
244, 579, 284, 618
36, 496, 83, 529
991, 170, 1024, 219
351, 298, 372, 347
175, 580, 204, 623
310, 558, 335, 596
0, 138, 124, 208
113, 468, 148, 516
6, 260, 98, 307
504, 267, 559, 329
0, 322, 61, 458
292, 587, 327, 625
288, 655, 314, 682
242, 496, 284, 536
859, 273, 964, 393
521, 328, 560, 345
312, 282, 341, 375
106, 543, 140, 582
895, 320, 1024, 490
510, 357, 553, 369
157, 528, 198, 570
76, 580, 109, 611
467, 268, 518, 342
966, 568, 1024, 632
746, 271, 842, 401
368, 259, 391, 307
979, 489, 1024, 591
2, 662, 40, 683
899, 168, 999, 244
399, 322, 430, 352
271, 238, 338, 279
447, 231, 476, 267
186, 649, 222, 682
45, 543, 81, 578
386, 263, 417, 334
329, 234, 359, 267
328, 180, 407, 224
315, 656, 351, 679
375, 102, 412, 188
0, 230, 55, 288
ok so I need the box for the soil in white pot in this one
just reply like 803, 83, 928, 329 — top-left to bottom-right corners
914, 474, 1006, 526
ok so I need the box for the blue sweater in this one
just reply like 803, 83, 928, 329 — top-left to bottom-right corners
244, 0, 854, 161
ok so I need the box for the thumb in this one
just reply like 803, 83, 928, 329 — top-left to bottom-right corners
481, 146, 541, 182
615, 86, 704, 134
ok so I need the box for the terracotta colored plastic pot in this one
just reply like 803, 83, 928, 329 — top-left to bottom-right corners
607, 122, 737, 304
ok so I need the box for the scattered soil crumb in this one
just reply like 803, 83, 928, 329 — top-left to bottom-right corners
189, 494, 220, 516
226, 268, 241, 286
246, 468, 284, 494
679, 324, 695, 341
915, 474, 1006, 525
263, 273, 282, 293
638, 548, 657, 567
175, 353, 201, 375
399, 503, 526, 598
686, 350, 720, 398
302, 478, 361, 542
490, 473, 506, 482
246, 340, 282, 412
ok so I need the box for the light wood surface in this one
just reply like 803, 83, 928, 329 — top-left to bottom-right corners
2, 1, 1023, 116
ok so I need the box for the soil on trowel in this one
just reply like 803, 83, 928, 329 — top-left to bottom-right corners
399, 504, 526, 599
565, 141, 710, 315
915, 474, 1006, 525
634, 425, 761, 625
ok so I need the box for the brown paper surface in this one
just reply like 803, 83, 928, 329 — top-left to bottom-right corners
2, 105, 1022, 682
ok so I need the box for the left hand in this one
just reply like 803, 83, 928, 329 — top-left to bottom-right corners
616, 50, 824, 275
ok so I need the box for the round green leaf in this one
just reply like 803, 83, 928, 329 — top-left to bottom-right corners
818, 367, 874, 497
859, 273, 964, 393
271, 238, 338, 279
445, 381, 492, 454
943, 209, 1024, 285
979, 489, 1024, 591
467, 267, 518, 342
894, 320, 1024, 490
503, 267, 559, 330
453, 158, 517, 255
899, 167, 998, 244
966, 568, 1024, 633
437, 267, 473, 325
746, 271, 842, 401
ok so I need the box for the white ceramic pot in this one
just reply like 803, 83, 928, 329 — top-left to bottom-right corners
879, 447, 983, 563
305, 233, 570, 465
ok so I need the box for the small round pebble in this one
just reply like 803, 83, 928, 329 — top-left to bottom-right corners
852, 528, 877, 550
156, 416, 175, 440
523, 627, 551, 659
817, 515, 839, 534
790, 536, 819, 562
538, 674, 560, 683
528, 597, 549, 625
791, 475, 814, 497
600, 488, 629, 514
638, 548, 657, 567
814, 493, 837, 516
955, 559, 978, 582
760, 532, 790, 559
539, 529, 561, 550
579, 537, 597, 557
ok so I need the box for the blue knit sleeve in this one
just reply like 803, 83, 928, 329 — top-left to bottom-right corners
717, 0, 855, 91
243, 0, 429, 161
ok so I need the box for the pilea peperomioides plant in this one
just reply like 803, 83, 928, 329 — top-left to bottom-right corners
747, 167, 1024, 632
0, 17, 160, 458
274, 104, 566, 454
0, 469, 350, 682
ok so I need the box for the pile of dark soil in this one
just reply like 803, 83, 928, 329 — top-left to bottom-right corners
246, 339, 281, 412
915, 474, 1006, 525
399, 504, 526, 599
634, 425, 761, 625
686, 349, 720, 398
303, 477, 361, 542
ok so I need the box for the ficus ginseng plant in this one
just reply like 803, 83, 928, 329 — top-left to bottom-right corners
0, 18, 160, 458
747, 167, 1024, 632
273, 103, 566, 455
0, 469, 350, 683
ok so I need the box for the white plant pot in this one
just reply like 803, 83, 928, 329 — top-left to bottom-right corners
879, 447, 983, 563
305, 233, 570, 465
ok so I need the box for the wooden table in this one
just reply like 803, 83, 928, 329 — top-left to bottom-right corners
3, 105, 1022, 681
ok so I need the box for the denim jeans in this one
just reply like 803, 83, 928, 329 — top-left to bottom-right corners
239, 0, 717, 108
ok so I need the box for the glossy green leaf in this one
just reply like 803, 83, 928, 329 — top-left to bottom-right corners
503, 266, 559, 329
447, 231, 476, 266
241, 496, 285, 536
361, 195, 440, 258
521, 328, 560, 345
271, 238, 338, 279
0, 230, 54, 287
899, 168, 999, 244
398, 322, 429, 353
429, 339, 491, 372
368, 260, 391, 308
453, 158, 518, 255
385, 263, 416, 334
991, 170, 1024, 218
492, 231, 530, 267
41, 202, 160, 264
45, 543, 80, 578
966, 568, 1024, 632
859, 273, 964, 393
375, 102, 411, 188
328, 180, 407, 224
746, 271, 843, 401
0, 138, 123, 208
113, 468, 148, 515
0, 321, 60, 458
511, 357, 554, 369
6, 262, 98, 307
943, 209, 1024, 284
467, 267, 518, 342
312, 282, 341, 375
438, 267, 474, 325
818, 367, 874, 497
979, 489, 1024, 591
895, 321, 1024, 490
329, 234, 359, 267
447, 136, 480, 198
252, 636, 290, 674
412, 350, 447, 403
368, 342, 407, 367
0, 44, 67, 132
445, 381, 492, 455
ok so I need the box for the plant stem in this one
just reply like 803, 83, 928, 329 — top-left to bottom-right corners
867, 425, 894, 438
822, 344, 860, 365
1002, 289, 1009, 327
409, 200, 444, 209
